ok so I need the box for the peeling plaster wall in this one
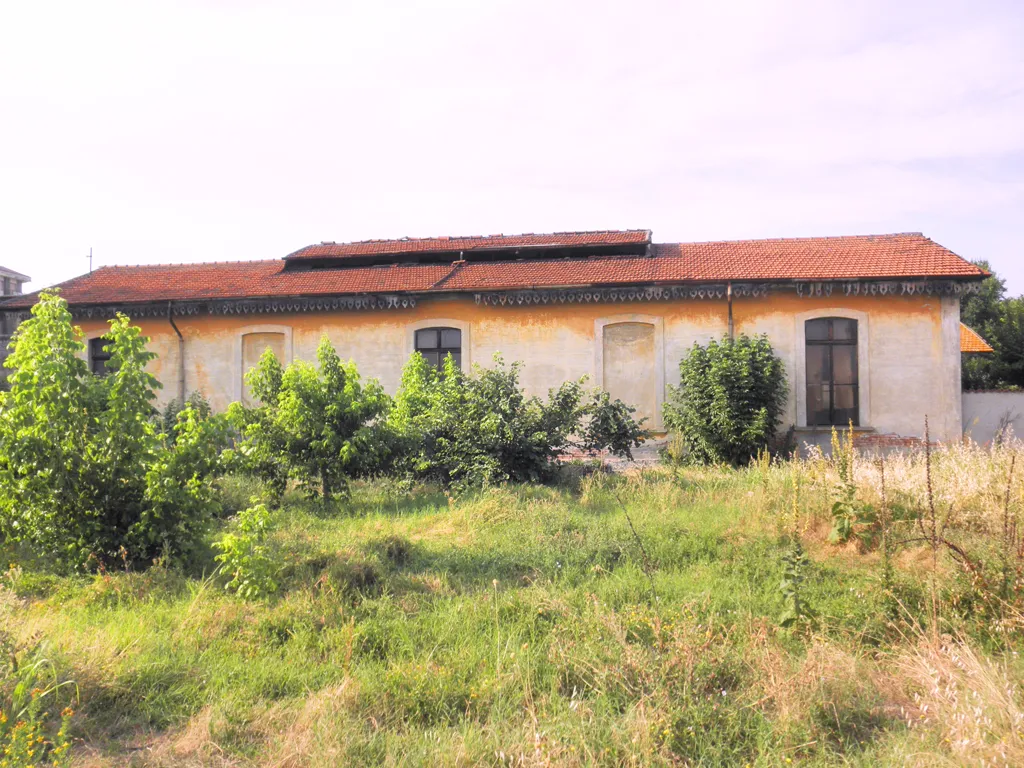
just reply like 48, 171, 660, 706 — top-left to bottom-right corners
74, 292, 963, 441
733, 293, 961, 441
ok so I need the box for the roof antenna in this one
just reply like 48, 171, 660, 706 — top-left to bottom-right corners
86, 247, 93, 273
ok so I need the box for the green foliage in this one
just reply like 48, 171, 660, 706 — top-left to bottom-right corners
3, 467, 1021, 764
213, 503, 278, 599
142, 402, 230, 556
664, 334, 788, 465
389, 352, 648, 489
158, 391, 211, 442
0, 636, 75, 768
0, 292, 226, 570
778, 538, 816, 629
224, 349, 289, 500
827, 425, 877, 545
228, 338, 392, 502
961, 260, 1005, 334
983, 297, 1024, 389
961, 260, 1024, 390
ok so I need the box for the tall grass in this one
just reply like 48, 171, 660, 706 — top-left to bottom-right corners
2, 445, 1023, 766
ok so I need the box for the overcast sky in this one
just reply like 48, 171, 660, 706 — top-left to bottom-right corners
1, 0, 1022, 295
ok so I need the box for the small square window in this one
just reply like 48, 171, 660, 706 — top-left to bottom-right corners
89, 337, 112, 375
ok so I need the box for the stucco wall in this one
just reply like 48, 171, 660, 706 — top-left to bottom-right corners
963, 391, 1024, 444
75, 291, 963, 441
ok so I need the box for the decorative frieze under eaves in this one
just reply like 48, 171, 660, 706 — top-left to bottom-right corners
62, 294, 419, 320
2, 278, 979, 322
475, 279, 979, 307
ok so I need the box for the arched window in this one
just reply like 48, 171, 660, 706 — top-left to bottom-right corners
415, 327, 461, 369
241, 331, 285, 404
805, 317, 858, 426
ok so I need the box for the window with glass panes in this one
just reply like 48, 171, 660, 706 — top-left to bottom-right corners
89, 336, 113, 376
414, 327, 461, 369
805, 318, 858, 426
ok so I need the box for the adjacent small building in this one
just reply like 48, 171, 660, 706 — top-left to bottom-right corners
0, 231, 988, 447
0, 266, 31, 374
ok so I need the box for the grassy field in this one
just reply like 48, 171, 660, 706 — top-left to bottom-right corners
3, 443, 1024, 766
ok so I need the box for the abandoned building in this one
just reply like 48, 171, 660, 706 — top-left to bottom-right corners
0, 230, 989, 447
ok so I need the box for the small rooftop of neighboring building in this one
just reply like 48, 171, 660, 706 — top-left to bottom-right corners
0, 266, 30, 282
0, 230, 988, 310
960, 323, 995, 353
0, 266, 30, 298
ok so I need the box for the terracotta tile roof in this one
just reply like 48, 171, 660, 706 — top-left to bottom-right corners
0, 260, 454, 307
960, 323, 994, 353
286, 230, 652, 260
652, 234, 985, 281
1, 232, 987, 310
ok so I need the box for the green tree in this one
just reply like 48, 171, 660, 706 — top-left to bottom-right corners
960, 260, 1005, 333
985, 297, 1024, 389
229, 337, 392, 502
960, 261, 1024, 390
961, 260, 1005, 390
664, 334, 788, 466
0, 291, 226, 569
225, 349, 290, 499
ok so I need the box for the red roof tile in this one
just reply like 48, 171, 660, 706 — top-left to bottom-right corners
286, 230, 652, 260
960, 323, 994, 353
1, 232, 987, 309
652, 234, 985, 281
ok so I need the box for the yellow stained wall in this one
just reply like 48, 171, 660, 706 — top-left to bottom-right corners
74, 291, 962, 440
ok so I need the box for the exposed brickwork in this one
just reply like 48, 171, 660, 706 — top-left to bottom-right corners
853, 433, 929, 451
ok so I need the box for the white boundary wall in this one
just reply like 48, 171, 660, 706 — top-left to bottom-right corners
963, 391, 1024, 444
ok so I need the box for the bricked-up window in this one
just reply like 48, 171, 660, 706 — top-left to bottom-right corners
89, 336, 113, 376
415, 327, 461, 369
806, 318, 858, 426
242, 332, 286, 405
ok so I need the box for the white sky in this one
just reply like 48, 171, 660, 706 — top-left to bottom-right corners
2, 0, 1022, 294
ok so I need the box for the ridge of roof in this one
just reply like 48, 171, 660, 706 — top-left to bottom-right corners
90, 259, 282, 270
310, 228, 650, 247
284, 229, 652, 260
658, 231, 925, 246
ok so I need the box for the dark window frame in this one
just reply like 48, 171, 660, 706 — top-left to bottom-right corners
805, 318, 859, 427
414, 327, 462, 370
89, 336, 113, 376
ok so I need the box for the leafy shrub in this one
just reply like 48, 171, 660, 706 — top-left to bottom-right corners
389, 353, 648, 489
223, 350, 290, 500
664, 334, 787, 465
227, 337, 392, 502
213, 503, 278, 599
0, 292, 228, 570
158, 391, 211, 442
